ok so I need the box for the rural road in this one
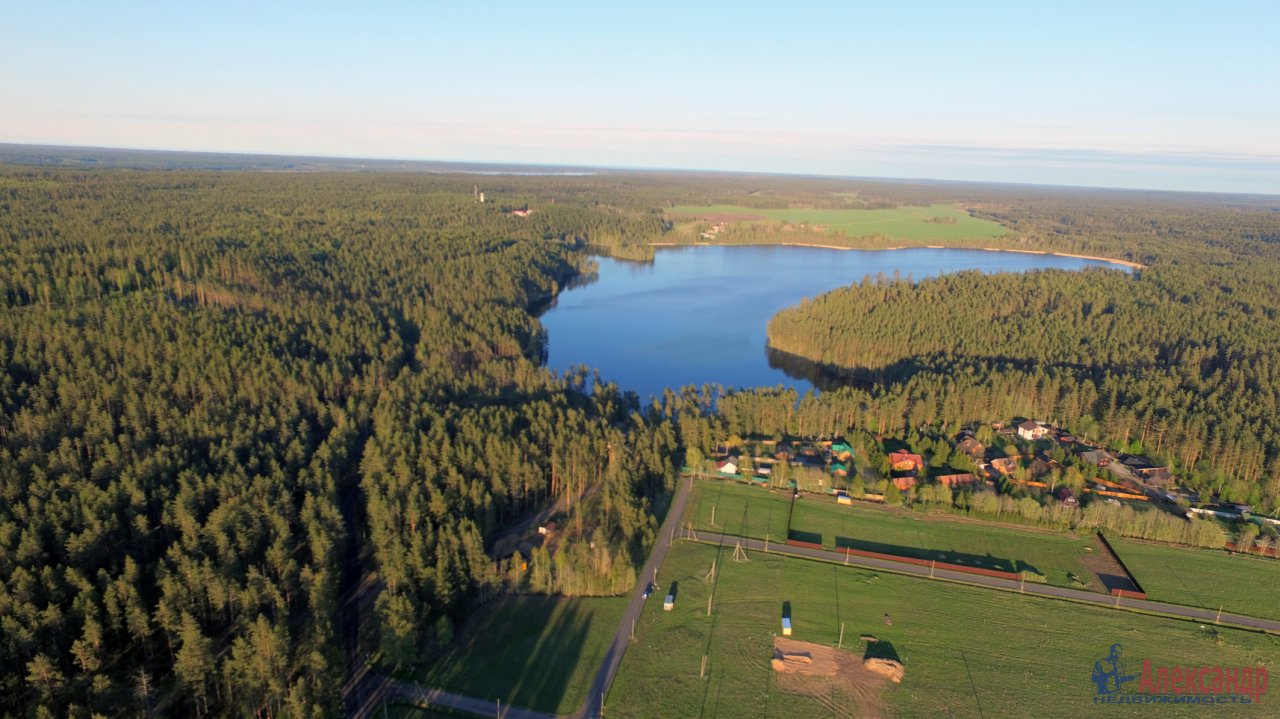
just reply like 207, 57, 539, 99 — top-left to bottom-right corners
356, 480, 1279, 718
690, 530, 1280, 634
360, 475, 693, 719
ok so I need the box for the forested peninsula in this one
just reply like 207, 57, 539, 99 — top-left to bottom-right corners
766, 234, 1280, 509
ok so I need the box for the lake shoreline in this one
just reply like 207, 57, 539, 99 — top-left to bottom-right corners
647, 241, 1145, 270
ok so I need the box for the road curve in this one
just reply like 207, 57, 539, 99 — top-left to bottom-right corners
690, 530, 1280, 634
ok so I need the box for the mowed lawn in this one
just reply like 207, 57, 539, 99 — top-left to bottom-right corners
1111, 538, 1280, 623
686, 478, 792, 542
789, 498, 1099, 589
667, 204, 1008, 242
686, 480, 1099, 590
415, 595, 627, 714
606, 541, 1279, 719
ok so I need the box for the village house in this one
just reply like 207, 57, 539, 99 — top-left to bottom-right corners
1078, 448, 1112, 467
935, 473, 978, 488
956, 437, 986, 460
830, 441, 854, 461
891, 476, 917, 492
988, 457, 1019, 477
829, 461, 849, 478
1017, 420, 1050, 441
887, 449, 925, 475
1055, 487, 1079, 507
1030, 452, 1062, 478
716, 458, 739, 475
1135, 466, 1175, 487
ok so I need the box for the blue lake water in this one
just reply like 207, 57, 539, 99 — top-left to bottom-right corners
539, 245, 1129, 399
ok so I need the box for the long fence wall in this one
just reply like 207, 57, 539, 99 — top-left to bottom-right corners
784, 538, 1022, 581
1095, 531, 1149, 599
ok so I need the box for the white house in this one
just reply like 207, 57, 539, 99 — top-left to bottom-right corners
1017, 420, 1049, 441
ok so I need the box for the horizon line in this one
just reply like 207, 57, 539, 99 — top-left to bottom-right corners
2, 140, 1278, 200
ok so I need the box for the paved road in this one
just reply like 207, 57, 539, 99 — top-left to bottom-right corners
362, 476, 694, 719
357, 480, 1279, 718
690, 530, 1280, 634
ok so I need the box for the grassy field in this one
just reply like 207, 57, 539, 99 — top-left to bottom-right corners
668, 204, 1008, 242
789, 499, 1099, 589
606, 541, 1279, 718
686, 479, 793, 542
414, 595, 627, 714
1111, 538, 1280, 623
687, 480, 1099, 589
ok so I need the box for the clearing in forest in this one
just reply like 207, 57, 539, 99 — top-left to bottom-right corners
667, 204, 1008, 242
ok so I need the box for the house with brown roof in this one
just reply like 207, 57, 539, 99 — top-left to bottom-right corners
936, 473, 978, 488
1054, 487, 1079, 507
988, 457, 1019, 477
887, 450, 925, 474
1136, 466, 1175, 487
956, 437, 986, 459
1017, 420, 1050, 441
892, 476, 917, 492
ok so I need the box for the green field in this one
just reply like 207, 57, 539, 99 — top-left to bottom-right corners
1111, 538, 1280, 623
668, 204, 1008, 242
686, 479, 792, 541
606, 541, 1278, 718
415, 595, 626, 714
789, 498, 1100, 589
688, 480, 1099, 589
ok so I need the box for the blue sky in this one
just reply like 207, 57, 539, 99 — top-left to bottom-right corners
4, 1, 1279, 193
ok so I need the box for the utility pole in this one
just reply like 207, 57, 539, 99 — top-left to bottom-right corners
838, 622, 845, 648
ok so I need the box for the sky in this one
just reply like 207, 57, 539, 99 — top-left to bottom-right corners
4, 1, 1279, 193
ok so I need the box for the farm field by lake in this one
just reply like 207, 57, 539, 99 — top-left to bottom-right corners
667, 204, 1008, 242
688, 479, 1100, 590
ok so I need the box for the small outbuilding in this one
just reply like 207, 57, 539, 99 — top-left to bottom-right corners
782, 617, 792, 636
663, 594, 675, 611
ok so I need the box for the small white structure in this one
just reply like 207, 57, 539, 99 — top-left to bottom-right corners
782, 617, 792, 636
716, 459, 738, 475
663, 594, 675, 611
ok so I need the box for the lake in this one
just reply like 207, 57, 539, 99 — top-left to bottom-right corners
539, 245, 1130, 399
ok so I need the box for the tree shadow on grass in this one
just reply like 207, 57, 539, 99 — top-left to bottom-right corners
426, 596, 596, 714
835, 536, 1019, 574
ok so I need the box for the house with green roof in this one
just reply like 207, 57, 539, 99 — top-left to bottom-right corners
830, 442, 854, 461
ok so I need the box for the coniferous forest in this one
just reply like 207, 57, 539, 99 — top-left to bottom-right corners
3, 158, 1280, 717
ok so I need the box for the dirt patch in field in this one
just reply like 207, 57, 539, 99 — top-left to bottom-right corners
772, 637, 891, 718
1079, 534, 1140, 594
668, 211, 768, 222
